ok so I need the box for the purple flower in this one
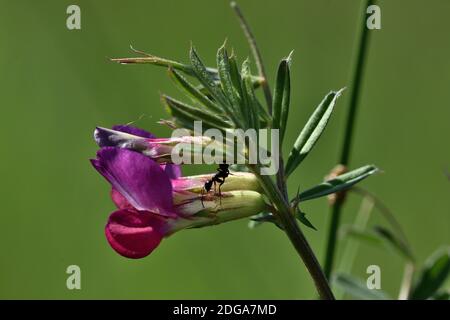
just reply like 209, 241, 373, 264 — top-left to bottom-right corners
91, 126, 266, 259
91, 146, 175, 258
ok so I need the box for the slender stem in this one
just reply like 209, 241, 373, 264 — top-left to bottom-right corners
339, 0, 373, 166
351, 187, 417, 300
398, 262, 415, 300
335, 195, 374, 299
324, 0, 374, 279
230, 1, 273, 114
255, 172, 334, 300
276, 154, 289, 200
324, 201, 344, 278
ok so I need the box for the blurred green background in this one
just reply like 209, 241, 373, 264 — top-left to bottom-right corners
0, 0, 449, 299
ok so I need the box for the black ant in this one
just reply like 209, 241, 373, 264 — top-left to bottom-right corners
201, 162, 231, 207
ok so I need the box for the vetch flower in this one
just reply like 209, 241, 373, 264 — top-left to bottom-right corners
94, 125, 222, 164
91, 145, 266, 259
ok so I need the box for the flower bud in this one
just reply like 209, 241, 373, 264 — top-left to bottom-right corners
168, 190, 267, 233
172, 171, 262, 204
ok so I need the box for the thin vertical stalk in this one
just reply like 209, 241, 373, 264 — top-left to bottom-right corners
398, 262, 415, 300
335, 196, 374, 299
324, 0, 374, 279
230, 1, 273, 114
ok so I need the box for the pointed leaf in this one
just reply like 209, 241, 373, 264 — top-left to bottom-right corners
190, 47, 230, 106
112, 52, 219, 79
342, 225, 414, 261
373, 226, 415, 262
333, 273, 390, 300
296, 209, 317, 231
250, 214, 272, 222
285, 89, 345, 177
280, 51, 293, 141
272, 54, 291, 142
241, 59, 259, 130
248, 212, 283, 230
341, 226, 384, 246
279, 64, 290, 143
431, 291, 450, 300
111, 48, 265, 87
228, 53, 244, 98
229, 53, 268, 127
168, 67, 222, 114
217, 45, 240, 114
411, 247, 450, 300
162, 95, 231, 130
296, 165, 378, 202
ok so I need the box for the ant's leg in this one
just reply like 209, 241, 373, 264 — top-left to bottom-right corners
218, 180, 224, 196
216, 178, 224, 204
201, 188, 205, 208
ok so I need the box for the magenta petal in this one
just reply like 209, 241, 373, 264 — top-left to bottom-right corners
105, 209, 165, 259
91, 147, 176, 217
111, 188, 133, 209
161, 163, 182, 179
112, 125, 155, 138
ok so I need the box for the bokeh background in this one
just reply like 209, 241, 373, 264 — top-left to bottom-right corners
0, 0, 449, 299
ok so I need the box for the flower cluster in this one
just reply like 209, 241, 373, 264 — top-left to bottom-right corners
91, 125, 267, 258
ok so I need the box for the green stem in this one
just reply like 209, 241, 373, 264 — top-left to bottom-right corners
254, 171, 334, 300
398, 262, 415, 300
324, 0, 374, 279
275, 146, 289, 201
230, 1, 273, 115
335, 195, 375, 299
324, 201, 344, 278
